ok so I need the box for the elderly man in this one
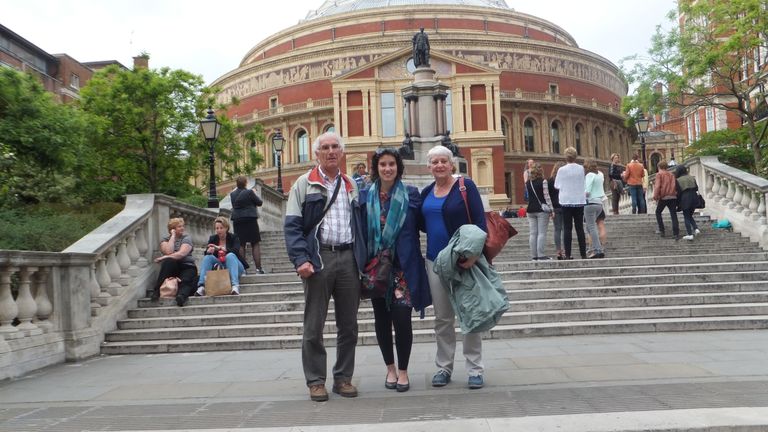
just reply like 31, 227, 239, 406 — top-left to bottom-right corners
284, 131, 366, 402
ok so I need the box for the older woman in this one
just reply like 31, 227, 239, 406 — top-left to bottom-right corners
418, 145, 487, 389
554, 147, 587, 260
196, 216, 249, 296
360, 148, 429, 393
151, 217, 198, 306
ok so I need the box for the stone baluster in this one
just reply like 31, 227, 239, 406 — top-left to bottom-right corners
741, 186, 754, 217
718, 176, 729, 203
106, 248, 123, 296
758, 193, 767, 225
0, 266, 20, 339
117, 239, 132, 286
749, 190, 761, 221
15, 267, 41, 336
731, 183, 743, 211
33, 269, 53, 332
135, 225, 149, 267
705, 172, 715, 197
89, 262, 102, 314
723, 178, 734, 206
127, 232, 141, 276
95, 257, 112, 305
710, 175, 721, 200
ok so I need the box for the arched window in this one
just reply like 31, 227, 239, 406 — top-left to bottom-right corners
323, 124, 335, 133
524, 119, 535, 152
550, 121, 561, 154
575, 124, 582, 155
501, 117, 511, 152
296, 129, 309, 163
593, 127, 601, 158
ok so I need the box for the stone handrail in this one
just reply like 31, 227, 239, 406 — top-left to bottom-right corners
219, 178, 287, 232
236, 98, 334, 123
691, 156, 768, 248
499, 90, 621, 117
645, 156, 768, 248
0, 194, 229, 379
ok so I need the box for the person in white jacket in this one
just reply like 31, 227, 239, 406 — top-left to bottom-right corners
553, 147, 587, 259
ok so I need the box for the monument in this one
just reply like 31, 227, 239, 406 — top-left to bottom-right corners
397, 29, 467, 188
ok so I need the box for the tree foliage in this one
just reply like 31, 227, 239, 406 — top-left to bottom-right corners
0, 68, 92, 206
622, 0, 768, 173
684, 127, 755, 172
79, 63, 265, 198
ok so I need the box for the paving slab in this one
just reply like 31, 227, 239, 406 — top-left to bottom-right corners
3, 330, 768, 431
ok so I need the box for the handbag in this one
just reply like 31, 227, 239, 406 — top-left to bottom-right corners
205, 268, 232, 296
159, 277, 179, 298
361, 248, 393, 298
695, 193, 706, 209
458, 177, 516, 263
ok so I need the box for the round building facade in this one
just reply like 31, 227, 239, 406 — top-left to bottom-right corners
213, 0, 631, 206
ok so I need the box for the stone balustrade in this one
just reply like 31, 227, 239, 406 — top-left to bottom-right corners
646, 156, 768, 248
0, 194, 229, 379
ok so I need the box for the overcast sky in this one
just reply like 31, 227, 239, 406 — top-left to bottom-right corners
1, 0, 676, 86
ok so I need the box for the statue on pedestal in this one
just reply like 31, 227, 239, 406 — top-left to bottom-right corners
399, 133, 414, 160
441, 131, 460, 157
412, 28, 430, 68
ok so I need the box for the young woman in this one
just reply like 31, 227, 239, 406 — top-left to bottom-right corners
549, 162, 565, 260
584, 159, 606, 258
360, 148, 429, 393
196, 216, 249, 295
525, 163, 553, 260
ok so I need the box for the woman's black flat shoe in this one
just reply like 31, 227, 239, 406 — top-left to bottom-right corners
385, 380, 397, 390
396, 382, 410, 392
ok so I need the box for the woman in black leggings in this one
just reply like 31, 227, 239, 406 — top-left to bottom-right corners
360, 148, 430, 393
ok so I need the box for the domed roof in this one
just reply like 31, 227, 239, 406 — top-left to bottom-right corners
304, 0, 510, 21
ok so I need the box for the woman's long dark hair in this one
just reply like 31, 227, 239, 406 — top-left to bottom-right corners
369, 147, 405, 183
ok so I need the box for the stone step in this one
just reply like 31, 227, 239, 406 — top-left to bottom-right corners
100, 315, 768, 354
106, 303, 768, 342
119, 290, 768, 330
512, 270, 768, 288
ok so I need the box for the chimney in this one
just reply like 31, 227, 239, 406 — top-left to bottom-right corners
133, 55, 149, 70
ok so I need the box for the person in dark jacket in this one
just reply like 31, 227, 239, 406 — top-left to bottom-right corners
360, 148, 429, 393
526, 163, 553, 260
196, 217, 249, 295
230, 176, 264, 274
418, 145, 488, 390
609, 153, 625, 215
676, 165, 701, 241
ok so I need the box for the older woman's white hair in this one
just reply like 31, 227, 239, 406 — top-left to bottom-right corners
426, 145, 456, 166
312, 131, 345, 155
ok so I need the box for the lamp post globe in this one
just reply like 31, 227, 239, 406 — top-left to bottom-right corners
635, 117, 650, 169
271, 129, 285, 194
200, 106, 221, 208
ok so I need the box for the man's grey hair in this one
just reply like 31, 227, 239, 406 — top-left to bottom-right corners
426, 145, 456, 166
312, 131, 345, 155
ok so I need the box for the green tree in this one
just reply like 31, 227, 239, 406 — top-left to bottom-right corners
684, 127, 755, 172
0, 68, 91, 206
622, 0, 768, 173
79, 63, 207, 196
79, 62, 266, 199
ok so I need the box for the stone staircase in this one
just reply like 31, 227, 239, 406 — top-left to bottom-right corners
100, 214, 768, 354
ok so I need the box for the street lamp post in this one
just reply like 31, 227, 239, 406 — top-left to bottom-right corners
272, 129, 285, 194
200, 106, 222, 208
635, 117, 650, 169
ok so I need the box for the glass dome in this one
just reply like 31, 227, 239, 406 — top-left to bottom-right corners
304, 0, 510, 21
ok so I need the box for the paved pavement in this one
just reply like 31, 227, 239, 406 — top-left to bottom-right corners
2, 330, 768, 431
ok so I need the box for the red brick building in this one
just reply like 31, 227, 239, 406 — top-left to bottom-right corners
213, 0, 632, 205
